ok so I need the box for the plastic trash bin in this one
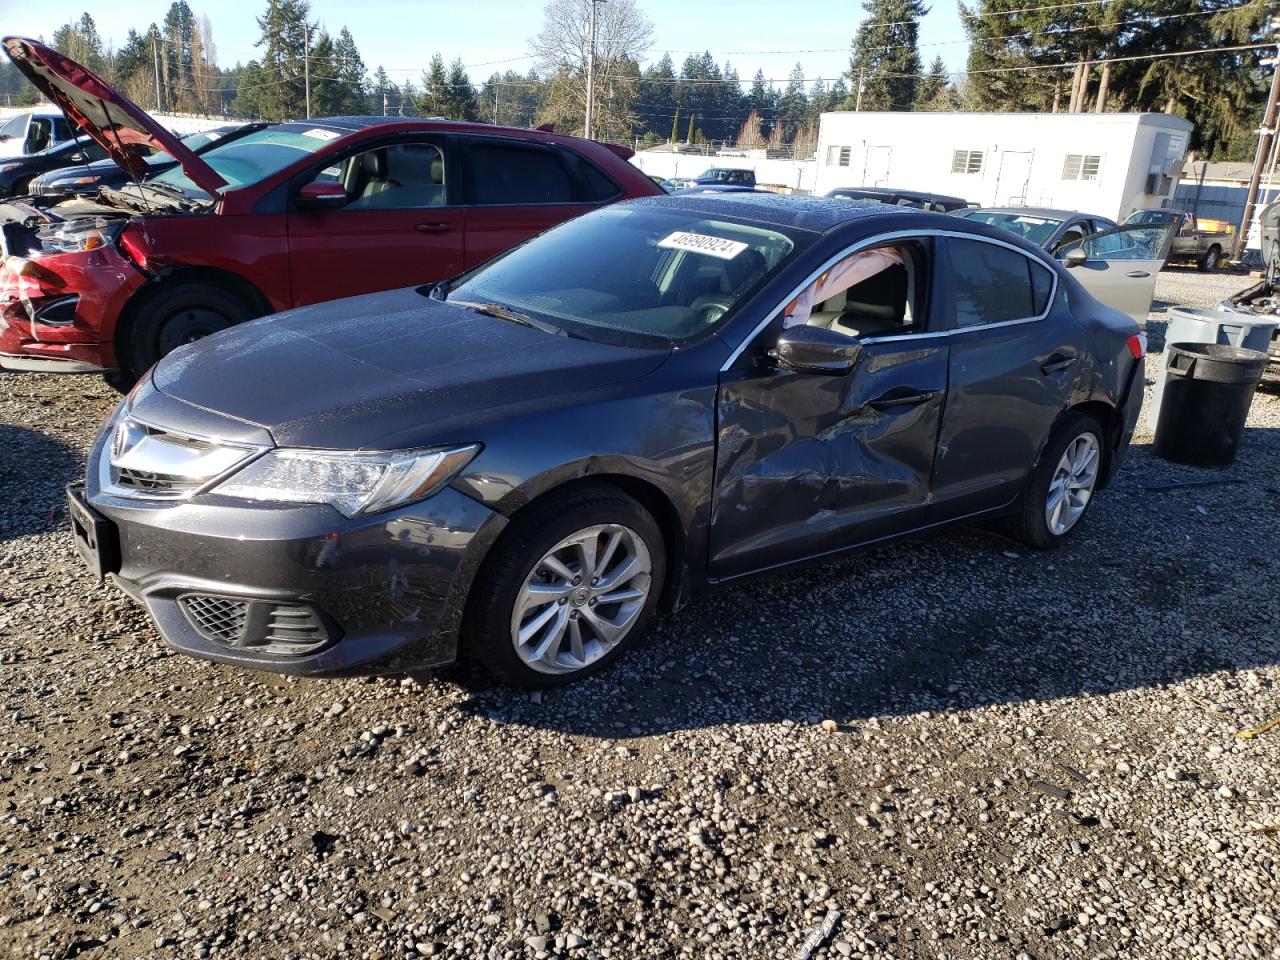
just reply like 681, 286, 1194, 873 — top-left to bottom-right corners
1152, 343, 1269, 466
1147, 307, 1279, 429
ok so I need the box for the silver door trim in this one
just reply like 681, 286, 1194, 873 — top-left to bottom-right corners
721, 229, 1060, 372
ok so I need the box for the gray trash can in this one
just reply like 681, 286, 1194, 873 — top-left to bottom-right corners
1148, 307, 1279, 429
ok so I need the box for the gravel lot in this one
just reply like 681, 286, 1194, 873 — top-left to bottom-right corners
1, 269, 1278, 960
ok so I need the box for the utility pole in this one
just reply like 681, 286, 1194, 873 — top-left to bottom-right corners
303, 22, 312, 119
1233, 34, 1280, 263
584, 0, 607, 139
152, 34, 163, 112
855, 69, 865, 112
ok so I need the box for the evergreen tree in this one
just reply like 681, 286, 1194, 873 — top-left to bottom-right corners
638, 53, 677, 140
914, 55, 949, 110
418, 54, 449, 117
776, 63, 808, 138
52, 13, 105, 75
847, 0, 927, 111
372, 66, 393, 115
331, 27, 367, 113
163, 1, 197, 105
307, 30, 341, 115
249, 0, 311, 120
442, 59, 478, 121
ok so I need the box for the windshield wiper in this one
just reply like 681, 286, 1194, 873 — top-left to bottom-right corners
453, 300, 565, 336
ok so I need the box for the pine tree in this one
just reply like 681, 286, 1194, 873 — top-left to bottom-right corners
914, 55, 949, 110
418, 54, 449, 117
776, 63, 808, 139
250, 0, 311, 120
372, 66, 392, 115
847, 0, 927, 111
441, 59, 477, 121
331, 28, 367, 114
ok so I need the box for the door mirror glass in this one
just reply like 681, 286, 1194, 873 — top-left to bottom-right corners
1062, 247, 1087, 268
772, 325, 862, 375
297, 179, 348, 211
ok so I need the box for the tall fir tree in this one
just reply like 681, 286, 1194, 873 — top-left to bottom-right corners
847, 0, 927, 111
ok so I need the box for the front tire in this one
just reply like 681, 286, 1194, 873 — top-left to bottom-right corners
1198, 244, 1221, 273
1004, 412, 1104, 549
464, 485, 666, 688
121, 282, 253, 386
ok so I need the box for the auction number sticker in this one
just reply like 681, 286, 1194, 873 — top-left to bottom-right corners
658, 231, 748, 260
301, 128, 340, 141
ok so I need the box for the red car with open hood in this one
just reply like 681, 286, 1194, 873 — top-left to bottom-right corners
0, 37, 660, 382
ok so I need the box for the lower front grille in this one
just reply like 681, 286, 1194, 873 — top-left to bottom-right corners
178, 594, 339, 656
180, 594, 249, 645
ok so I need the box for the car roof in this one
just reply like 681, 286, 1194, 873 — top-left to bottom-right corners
827, 186, 967, 204
629, 193, 926, 233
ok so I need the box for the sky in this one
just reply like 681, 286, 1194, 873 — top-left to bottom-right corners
3, 0, 973, 89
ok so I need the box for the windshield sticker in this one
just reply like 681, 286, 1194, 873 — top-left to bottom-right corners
658, 231, 749, 260
1013, 216, 1048, 225
301, 128, 340, 141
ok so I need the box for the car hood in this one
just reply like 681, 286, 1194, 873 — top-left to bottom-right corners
1, 37, 226, 197
151, 286, 672, 449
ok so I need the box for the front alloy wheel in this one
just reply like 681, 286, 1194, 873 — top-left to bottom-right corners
1045, 433, 1100, 536
511, 524, 653, 675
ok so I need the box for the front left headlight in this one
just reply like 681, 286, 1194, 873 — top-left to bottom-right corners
213, 444, 481, 517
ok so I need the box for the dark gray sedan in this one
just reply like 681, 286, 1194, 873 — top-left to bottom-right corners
68, 195, 1145, 687
952, 206, 1116, 255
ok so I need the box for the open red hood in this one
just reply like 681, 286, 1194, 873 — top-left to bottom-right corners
2, 36, 227, 197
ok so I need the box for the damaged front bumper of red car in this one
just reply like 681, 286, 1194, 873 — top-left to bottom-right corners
0, 216, 145, 373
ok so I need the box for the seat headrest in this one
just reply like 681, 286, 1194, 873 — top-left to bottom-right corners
361, 150, 387, 178
431, 155, 443, 185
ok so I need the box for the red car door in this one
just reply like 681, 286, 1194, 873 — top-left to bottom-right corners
286, 137, 465, 305
459, 136, 603, 268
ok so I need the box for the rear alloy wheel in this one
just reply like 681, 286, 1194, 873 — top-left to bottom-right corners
1198, 244, 1221, 273
466, 486, 666, 688
1004, 412, 1104, 549
122, 282, 253, 386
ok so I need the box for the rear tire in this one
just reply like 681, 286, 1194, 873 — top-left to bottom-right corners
464, 484, 666, 689
1003, 412, 1105, 550
121, 282, 253, 385
1197, 244, 1221, 273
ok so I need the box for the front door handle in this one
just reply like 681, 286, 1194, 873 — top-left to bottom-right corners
415, 221, 452, 234
1041, 353, 1077, 375
1125, 269, 1152, 278
866, 389, 938, 411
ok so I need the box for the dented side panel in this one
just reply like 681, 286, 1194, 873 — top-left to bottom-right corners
710, 338, 948, 578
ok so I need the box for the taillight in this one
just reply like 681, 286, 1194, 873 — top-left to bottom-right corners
1126, 333, 1146, 359
117, 222, 150, 271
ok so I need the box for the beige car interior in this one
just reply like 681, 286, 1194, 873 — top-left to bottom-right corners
788, 243, 923, 338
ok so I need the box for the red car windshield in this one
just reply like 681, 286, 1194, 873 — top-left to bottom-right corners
153, 125, 341, 199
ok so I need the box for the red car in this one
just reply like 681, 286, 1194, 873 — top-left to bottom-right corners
0, 37, 660, 381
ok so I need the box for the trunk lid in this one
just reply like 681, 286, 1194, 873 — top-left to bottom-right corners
1, 37, 227, 198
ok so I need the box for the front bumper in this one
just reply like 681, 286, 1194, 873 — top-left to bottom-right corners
78, 429, 507, 677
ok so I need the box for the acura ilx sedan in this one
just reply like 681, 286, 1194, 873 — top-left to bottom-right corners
68, 195, 1146, 688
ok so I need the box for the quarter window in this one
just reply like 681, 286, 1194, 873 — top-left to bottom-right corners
1062, 154, 1101, 181
951, 149, 984, 175
950, 238, 1051, 327
470, 142, 573, 205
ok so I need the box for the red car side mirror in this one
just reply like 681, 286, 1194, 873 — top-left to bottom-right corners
297, 179, 348, 211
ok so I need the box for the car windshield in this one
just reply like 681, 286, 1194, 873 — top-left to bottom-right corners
0, 114, 27, 139
151, 125, 340, 198
959, 211, 1063, 245
1125, 209, 1176, 226
447, 205, 801, 347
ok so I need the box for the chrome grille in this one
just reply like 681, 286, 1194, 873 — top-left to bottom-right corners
180, 595, 250, 645
102, 417, 264, 500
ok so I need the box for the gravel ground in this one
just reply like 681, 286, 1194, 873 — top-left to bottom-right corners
1, 269, 1278, 960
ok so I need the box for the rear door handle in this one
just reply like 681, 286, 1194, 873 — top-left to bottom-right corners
866, 389, 938, 411
1041, 353, 1077, 375
1125, 270, 1152, 278
415, 221, 452, 234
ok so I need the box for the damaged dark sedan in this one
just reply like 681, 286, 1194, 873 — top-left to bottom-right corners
68, 195, 1146, 687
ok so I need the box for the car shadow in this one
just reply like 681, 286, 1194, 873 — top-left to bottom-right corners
0, 424, 81, 543
453, 428, 1280, 738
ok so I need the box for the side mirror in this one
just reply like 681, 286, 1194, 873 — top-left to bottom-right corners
69, 152, 84, 162
1062, 247, 1087, 268
771, 325, 862, 375
296, 179, 348, 211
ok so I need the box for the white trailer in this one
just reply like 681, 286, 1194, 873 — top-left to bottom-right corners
815, 110, 1192, 221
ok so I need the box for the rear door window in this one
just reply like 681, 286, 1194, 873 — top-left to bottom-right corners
949, 238, 1051, 326
469, 141, 574, 205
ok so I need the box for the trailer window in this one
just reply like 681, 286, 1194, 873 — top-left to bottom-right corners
951, 150, 984, 175
1062, 154, 1101, 181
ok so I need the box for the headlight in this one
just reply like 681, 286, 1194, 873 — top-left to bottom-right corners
32, 217, 124, 257
213, 444, 481, 517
